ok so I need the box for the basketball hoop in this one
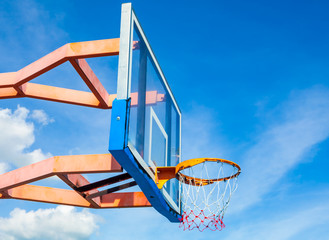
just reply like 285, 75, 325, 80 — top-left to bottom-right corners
176, 158, 241, 231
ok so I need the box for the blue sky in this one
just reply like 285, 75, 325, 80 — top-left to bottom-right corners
0, 0, 329, 239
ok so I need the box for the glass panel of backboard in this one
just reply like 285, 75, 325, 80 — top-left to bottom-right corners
127, 16, 181, 213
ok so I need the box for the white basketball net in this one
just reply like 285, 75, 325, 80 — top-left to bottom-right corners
178, 160, 239, 231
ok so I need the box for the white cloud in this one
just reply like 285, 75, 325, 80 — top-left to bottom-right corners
30, 109, 54, 125
0, 206, 100, 240
231, 86, 329, 212
0, 106, 51, 168
0, 162, 9, 175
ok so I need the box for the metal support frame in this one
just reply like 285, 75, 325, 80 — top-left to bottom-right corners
0, 2, 182, 223
0, 38, 164, 108
0, 39, 119, 108
0, 154, 151, 208
0, 36, 160, 208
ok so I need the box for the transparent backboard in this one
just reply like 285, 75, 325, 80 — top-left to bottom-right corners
116, 5, 182, 213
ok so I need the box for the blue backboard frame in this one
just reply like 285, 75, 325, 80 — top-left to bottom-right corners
109, 3, 182, 222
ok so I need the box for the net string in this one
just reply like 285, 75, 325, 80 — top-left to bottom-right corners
178, 161, 239, 231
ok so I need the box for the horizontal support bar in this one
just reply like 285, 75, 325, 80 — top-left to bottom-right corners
87, 181, 137, 199
0, 72, 17, 87
0, 87, 19, 99
0, 187, 152, 208
3, 38, 120, 87
52, 154, 122, 174
100, 192, 152, 208
5, 185, 92, 207
76, 172, 132, 192
20, 83, 110, 109
0, 85, 163, 110
66, 38, 120, 59
0, 154, 122, 191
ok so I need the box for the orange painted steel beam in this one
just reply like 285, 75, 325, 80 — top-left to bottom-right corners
0, 40, 165, 109
69, 58, 110, 108
14, 45, 68, 87
0, 154, 121, 191
5, 185, 92, 208
52, 154, 122, 173
0, 38, 155, 209
10, 82, 116, 109
0, 72, 17, 87
66, 38, 120, 59
0, 159, 54, 191
20, 83, 104, 108
101, 192, 151, 208
0, 153, 151, 208
0, 39, 120, 109
0, 87, 19, 99
0, 86, 165, 108
58, 173, 101, 208
0, 38, 120, 88
0, 186, 151, 208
